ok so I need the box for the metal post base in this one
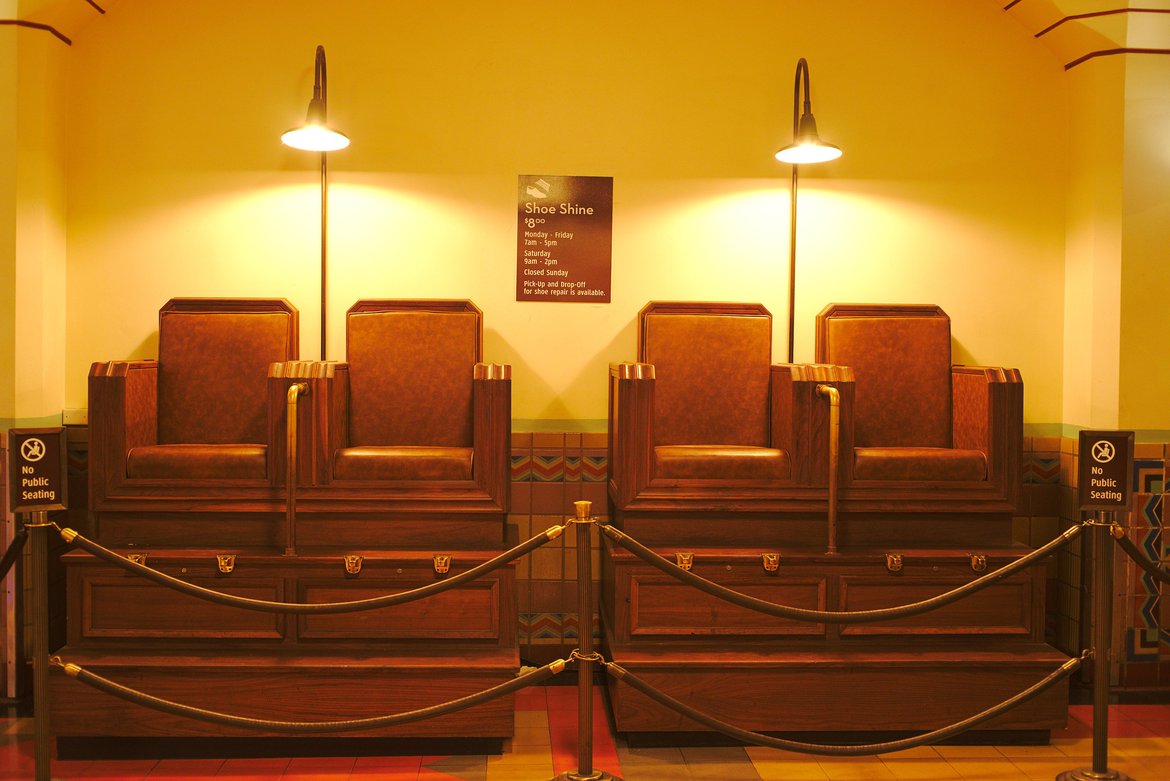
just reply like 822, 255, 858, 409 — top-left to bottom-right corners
1056, 768, 1135, 780
552, 772, 624, 781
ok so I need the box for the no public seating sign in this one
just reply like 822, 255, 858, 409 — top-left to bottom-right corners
7, 427, 68, 513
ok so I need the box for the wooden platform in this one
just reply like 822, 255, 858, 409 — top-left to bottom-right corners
51, 548, 519, 742
601, 544, 1070, 739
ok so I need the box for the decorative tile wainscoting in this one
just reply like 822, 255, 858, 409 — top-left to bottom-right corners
509, 432, 607, 666
1029, 436, 1170, 689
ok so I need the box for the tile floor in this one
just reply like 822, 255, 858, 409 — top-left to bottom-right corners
0, 687, 1167, 780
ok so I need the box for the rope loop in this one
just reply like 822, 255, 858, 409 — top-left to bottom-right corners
569, 649, 605, 665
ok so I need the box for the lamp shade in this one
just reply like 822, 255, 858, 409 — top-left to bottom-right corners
281, 46, 350, 152
775, 113, 841, 164
281, 123, 350, 152
282, 98, 350, 152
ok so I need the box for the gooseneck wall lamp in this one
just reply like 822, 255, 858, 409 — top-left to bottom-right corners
282, 45, 350, 360
775, 57, 841, 363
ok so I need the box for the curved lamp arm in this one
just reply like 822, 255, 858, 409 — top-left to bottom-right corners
775, 58, 841, 164
281, 45, 350, 152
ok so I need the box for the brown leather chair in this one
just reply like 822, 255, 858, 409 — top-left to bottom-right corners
296, 300, 511, 548
814, 303, 1022, 531
608, 302, 840, 546
88, 298, 299, 544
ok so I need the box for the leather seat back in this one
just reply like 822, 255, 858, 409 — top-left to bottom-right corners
816, 304, 952, 448
640, 303, 772, 447
346, 301, 481, 447
157, 299, 298, 445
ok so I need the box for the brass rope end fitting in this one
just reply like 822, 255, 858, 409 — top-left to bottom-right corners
545, 525, 565, 541
550, 659, 567, 675
1110, 523, 1125, 540
287, 382, 309, 401
59, 527, 78, 543
50, 656, 82, 677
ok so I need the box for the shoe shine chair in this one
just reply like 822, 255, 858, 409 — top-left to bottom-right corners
814, 303, 1023, 547
293, 299, 511, 549
602, 301, 1066, 743
607, 301, 845, 547
87, 298, 299, 547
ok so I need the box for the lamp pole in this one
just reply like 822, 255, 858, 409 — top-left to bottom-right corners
282, 45, 349, 361
320, 151, 327, 360
775, 57, 841, 363
788, 164, 799, 364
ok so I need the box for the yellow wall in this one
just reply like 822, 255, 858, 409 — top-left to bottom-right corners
1062, 58, 1125, 430
1, 19, 68, 426
57, 0, 1071, 429
1119, 54, 1170, 431
1, 20, 16, 423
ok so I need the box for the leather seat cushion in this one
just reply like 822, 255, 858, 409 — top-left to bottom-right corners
854, 447, 987, 482
654, 445, 791, 481
126, 444, 267, 479
333, 446, 474, 481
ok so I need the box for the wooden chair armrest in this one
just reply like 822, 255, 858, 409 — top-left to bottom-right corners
951, 365, 1021, 451
88, 360, 157, 506
773, 363, 854, 485
89, 360, 158, 451
952, 365, 1022, 503
268, 361, 336, 486
609, 362, 655, 508
473, 363, 512, 509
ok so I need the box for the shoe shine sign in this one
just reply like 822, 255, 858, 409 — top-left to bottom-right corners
516, 174, 613, 303
7, 427, 68, 513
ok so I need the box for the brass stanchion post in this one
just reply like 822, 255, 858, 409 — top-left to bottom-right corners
27, 511, 52, 781
1058, 512, 1134, 781
552, 500, 622, 781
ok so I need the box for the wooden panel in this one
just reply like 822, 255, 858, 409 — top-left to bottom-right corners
606, 654, 1068, 733
49, 650, 517, 738
839, 576, 1034, 637
81, 578, 283, 640
628, 576, 825, 638
298, 580, 501, 641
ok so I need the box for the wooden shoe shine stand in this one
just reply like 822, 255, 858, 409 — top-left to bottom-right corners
50, 299, 519, 752
600, 302, 1069, 743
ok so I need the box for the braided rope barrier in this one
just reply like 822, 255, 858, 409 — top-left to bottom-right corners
52, 657, 566, 735
601, 522, 1082, 624
59, 523, 563, 614
1112, 527, 1170, 586
604, 652, 1084, 757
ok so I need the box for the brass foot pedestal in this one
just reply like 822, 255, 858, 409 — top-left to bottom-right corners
552, 773, 623, 781
1056, 770, 1135, 781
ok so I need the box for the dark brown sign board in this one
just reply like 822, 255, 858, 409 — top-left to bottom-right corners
1077, 430, 1133, 512
516, 174, 613, 303
7, 427, 68, 513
